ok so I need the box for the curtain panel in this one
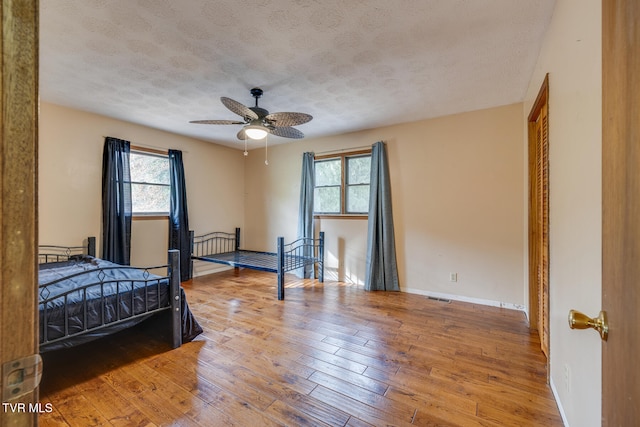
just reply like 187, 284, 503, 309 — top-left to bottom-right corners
365, 141, 400, 291
168, 149, 191, 281
102, 137, 132, 265
297, 152, 315, 278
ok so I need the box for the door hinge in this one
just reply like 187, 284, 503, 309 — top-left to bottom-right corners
2, 354, 43, 401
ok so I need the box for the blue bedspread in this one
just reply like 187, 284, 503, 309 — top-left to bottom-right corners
39, 256, 171, 350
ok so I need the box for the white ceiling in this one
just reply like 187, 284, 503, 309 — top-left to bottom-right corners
40, 0, 556, 150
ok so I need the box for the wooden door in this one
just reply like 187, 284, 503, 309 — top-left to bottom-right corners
0, 1, 40, 426
602, 0, 640, 424
528, 75, 550, 359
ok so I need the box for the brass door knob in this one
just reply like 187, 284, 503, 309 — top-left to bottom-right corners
568, 309, 608, 341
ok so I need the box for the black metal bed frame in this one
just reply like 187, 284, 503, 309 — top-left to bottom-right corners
190, 228, 324, 300
38, 236, 97, 264
38, 237, 181, 351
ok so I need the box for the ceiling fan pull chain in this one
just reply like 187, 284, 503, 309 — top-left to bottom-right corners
244, 134, 248, 156
264, 135, 269, 165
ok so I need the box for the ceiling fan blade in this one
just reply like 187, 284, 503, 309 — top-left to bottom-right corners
265, 112, 313, 127
189, 120, 245, 125
221, 97, 259, 120
269, 126, 304, 139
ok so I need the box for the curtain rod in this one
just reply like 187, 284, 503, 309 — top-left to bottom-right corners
102, 136, 188, 154
313, 144, 372, 156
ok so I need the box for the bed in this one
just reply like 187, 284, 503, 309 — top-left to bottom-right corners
190, 228, 324, 300
38, 237, 202, 352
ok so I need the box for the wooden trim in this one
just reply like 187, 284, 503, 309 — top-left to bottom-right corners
314, 149, 372, 217
314, 148, 371, 160
314, 145, 372, 157
528, 74, 549, 122
1, 1, 39, 424
314, 214, 367, 220
527, 120, 539, 331
131, 144, 168, 156
133, 215, 169, 221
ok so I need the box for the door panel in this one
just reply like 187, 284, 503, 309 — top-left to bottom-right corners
528, 75, 550, 360
602, 0, 640, 424
538, 102, 549, 357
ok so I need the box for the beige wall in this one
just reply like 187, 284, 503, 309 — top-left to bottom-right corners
39, 102, 245, 273
245, 103, 525, 308
523, 1, 602, 425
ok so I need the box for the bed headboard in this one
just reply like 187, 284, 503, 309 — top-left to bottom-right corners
38, 236, 96, 264
190, 228, 239, 257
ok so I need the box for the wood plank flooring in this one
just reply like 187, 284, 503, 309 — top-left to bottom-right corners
39, 269, 563, 426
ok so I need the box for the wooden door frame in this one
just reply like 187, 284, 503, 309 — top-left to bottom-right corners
0, 1, 39, 425
527, 74, 549, 362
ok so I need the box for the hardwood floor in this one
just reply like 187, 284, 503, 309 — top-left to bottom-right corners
39, 269, 563, 426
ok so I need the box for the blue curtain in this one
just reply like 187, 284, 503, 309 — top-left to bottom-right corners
101, 137, 132, 265
297, 152, 315, 278
365, 141, 400, 291
168, 149, 191, 282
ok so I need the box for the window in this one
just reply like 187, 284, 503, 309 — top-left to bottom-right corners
130, 150, 170, 215
314, 158, 341, 213
314, 151, 371, 216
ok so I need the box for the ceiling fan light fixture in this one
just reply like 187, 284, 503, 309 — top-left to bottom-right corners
190, 88, 311, 142
244, 124, 268, 140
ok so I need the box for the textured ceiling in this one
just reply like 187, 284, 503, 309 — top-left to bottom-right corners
40, 0, 556, 150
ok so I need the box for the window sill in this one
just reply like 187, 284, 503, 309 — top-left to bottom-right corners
133, 214, 169, 221
314, 214, 368, 220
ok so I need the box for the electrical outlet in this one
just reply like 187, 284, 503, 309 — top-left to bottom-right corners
449, 273, 457, 282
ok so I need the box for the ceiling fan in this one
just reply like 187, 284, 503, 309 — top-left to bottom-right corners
190, 87, 312, 140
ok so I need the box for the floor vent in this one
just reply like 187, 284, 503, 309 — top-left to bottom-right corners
427, 296, 451, 303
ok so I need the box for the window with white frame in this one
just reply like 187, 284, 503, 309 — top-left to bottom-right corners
314, 151, 371, 216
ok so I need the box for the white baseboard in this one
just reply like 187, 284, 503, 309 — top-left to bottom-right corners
549, 376, 570, 426
402, 287, 526, 312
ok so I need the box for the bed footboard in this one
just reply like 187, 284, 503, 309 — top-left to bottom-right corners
168, 249, 181, 349
39, 247, 182, 351
277, 231, 325, 300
